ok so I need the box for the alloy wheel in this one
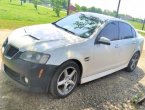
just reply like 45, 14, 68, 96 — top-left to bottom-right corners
57, 67, 77, 95
130, 53, 139, 70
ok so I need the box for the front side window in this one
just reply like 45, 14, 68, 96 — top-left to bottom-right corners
98, 22, 119, 41
119, 22, 133, 39
54, 13, 104, 38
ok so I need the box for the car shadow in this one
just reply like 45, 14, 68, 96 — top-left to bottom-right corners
0, 67, 145, 110
80, 67, 145, 87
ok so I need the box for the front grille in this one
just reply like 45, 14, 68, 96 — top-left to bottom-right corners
5, 45, 19, 58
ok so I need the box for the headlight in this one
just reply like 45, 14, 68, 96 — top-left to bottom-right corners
20, 51, 50, 64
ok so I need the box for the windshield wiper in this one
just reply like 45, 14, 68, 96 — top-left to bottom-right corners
52, 23, 77, 36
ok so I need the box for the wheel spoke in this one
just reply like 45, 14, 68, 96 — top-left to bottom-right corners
64, 69, 68, 78
58, 80, 66, 86
131, 61, 135, 70
63, 83, 68, 94
68, 80, 75, 86
69, 70, 76, 79
130, 55, 139, 70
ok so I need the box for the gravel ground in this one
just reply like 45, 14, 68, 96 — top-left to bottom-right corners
0, 30, 145, 110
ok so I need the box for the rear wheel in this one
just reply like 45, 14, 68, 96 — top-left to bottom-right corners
50, 61, 80, 98
126, 52, 140, 72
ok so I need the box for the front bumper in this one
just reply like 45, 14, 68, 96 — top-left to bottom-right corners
1, 52, 57, 93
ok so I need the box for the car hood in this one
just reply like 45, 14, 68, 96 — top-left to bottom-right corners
8, 24, 85, 52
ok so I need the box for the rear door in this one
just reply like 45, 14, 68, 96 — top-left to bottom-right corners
118, 22, 137, 65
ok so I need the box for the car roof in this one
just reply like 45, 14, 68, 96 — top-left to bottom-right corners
79, 12, 125, 22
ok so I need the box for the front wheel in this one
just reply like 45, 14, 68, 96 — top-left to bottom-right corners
126, 52, 140, 72
50, 61, 80, 98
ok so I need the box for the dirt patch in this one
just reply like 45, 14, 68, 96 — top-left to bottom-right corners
0, 30, 145, 110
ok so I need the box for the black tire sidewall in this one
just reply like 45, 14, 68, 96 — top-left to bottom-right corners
126, 52, 140, 72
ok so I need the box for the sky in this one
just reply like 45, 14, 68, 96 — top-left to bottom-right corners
71, 0, 145, 19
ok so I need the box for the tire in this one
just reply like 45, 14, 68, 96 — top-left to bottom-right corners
50, 61, 80, 98
126, 52, 140, 72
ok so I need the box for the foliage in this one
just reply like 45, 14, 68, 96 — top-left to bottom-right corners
131, 93, 144, 104
52, 0, 63, 17
75, 4, 81, 12
32, 0, 40, 10
88, 7, 102, 14
62, 0, 67, 9
0, 0, 66, 29
75, 4, 144, 24
129, 20, 145, 31
138, 31, 145, 37
81, 6, 87, 11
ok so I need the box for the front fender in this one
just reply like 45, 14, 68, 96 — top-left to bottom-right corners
45, 46, 85, 66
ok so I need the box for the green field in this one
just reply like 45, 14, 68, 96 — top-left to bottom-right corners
128, 21, 145, 37
129, 21, 145, 31
0, 0, 66, 29
138, 31, 145, 36
0, 0, 145, 37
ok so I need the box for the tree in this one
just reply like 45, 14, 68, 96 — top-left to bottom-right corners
23, 0, 26, 3
62, 0, 67, 9
81, 6, 87, 12
20, 0, 26, 5
20, 0, 23, 5
96, 8, 102, 14
29, 0, 32, 3
32, 0, 40, 10
75, 4, 81, 12
50, 0, 55, 10
52, 0, 63, 17
88, 7, 96, 13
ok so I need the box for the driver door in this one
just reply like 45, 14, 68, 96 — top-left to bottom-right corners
92, 22, 122, 74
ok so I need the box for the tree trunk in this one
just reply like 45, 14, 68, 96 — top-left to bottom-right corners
67, 0, 70, 15
23, 0, 26, 3
57, 12, 59, 17
34, 4, 38, 10
142, 19, 145, 30
20, 0, 23, 5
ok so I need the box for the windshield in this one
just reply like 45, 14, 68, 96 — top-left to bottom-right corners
54, 13, 104, 38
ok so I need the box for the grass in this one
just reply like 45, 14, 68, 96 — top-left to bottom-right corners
0, 0, 66, 29
0, 0, 145, 38
128, 21, 145, 37
138, 31, 145, 37
129, 20, 145, 31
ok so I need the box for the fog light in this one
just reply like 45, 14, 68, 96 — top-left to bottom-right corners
24, 77, 29, 84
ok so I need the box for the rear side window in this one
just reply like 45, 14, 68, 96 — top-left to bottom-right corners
98, 22, 119, 41
119, 22, 133, 39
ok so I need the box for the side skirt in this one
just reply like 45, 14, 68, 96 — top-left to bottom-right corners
81, 64, 127, 84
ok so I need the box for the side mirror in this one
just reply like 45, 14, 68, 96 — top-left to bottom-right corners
97, 37, 111, 45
